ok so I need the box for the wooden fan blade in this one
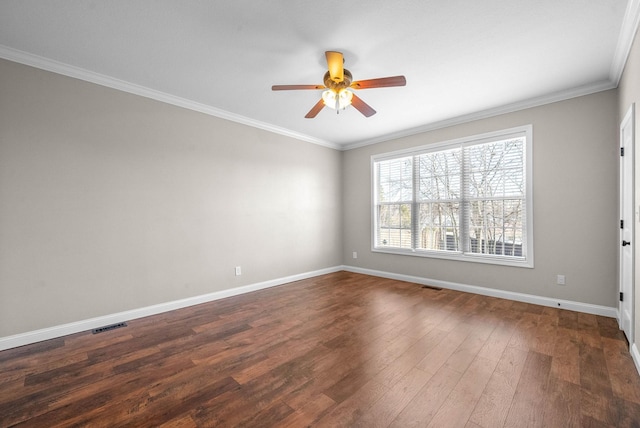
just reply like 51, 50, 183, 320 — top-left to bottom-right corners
325, 51, 344, 83
272, 84, 325, 91
305, 98, 325, 118
351, 93, 376, 117
351, 75, 406, 90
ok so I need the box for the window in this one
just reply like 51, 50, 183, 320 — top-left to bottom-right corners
372, 125, 533, 267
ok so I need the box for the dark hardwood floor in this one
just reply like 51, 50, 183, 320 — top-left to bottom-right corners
1, 271, 640, 427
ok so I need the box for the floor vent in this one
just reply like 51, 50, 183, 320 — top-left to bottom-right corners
421, 284, 443, 291
92, 322, 127, 334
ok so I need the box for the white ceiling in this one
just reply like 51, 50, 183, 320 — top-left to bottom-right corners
1, 1, 639, 149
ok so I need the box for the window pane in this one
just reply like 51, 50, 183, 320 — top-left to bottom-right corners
377, 157, 413, 203
417, 149, 461, 201
466, 138, 524, 198
378, 204, 390, 228
468, 199, 523, 256
417, 202, 460, 251
376, 204, 412, 249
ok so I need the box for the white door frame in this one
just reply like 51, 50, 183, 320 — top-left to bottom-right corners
620, 103, 635, 344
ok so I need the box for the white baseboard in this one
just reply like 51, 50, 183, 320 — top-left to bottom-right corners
632, 343, 640, 377
0, 265, 622, 352
343, 265, 619, 319
0, 266, 343, 352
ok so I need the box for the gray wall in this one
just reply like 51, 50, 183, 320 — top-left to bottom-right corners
0, 53, 626, 341
343, 90, 618, 308
0, 59, 343, 337
618, 25, 640, 347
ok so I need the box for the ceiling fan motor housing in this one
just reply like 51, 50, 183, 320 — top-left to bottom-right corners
324, 69, 352, 89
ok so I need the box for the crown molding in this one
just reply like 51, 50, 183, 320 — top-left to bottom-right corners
0, 45, 339, 151
341, 79, 616, 150
610, 0, 640, 85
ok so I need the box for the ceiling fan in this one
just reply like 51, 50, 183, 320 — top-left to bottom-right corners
272, 51, 406, 118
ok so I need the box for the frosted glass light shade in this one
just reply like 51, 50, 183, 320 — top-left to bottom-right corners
322, 89, 353, 109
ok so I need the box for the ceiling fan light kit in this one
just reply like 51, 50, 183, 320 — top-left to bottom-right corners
272, 51, 406, 118
322, 88, 353, 111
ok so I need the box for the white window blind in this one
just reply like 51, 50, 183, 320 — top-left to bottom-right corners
372, 126, 533, 267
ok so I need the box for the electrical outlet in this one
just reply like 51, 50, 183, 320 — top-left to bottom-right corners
235, 266, 242, 276
353, 251, 358, 259
556, 274, 565, 285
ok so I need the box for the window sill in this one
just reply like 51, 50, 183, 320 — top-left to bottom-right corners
371, 247, 534, 268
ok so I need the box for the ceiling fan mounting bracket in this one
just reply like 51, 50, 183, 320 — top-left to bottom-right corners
323, 69, 352, 90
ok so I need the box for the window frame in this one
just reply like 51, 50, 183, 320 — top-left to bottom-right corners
371, 125, 534, 268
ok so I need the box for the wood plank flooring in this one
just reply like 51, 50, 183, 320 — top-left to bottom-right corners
1, 271, 640, 427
